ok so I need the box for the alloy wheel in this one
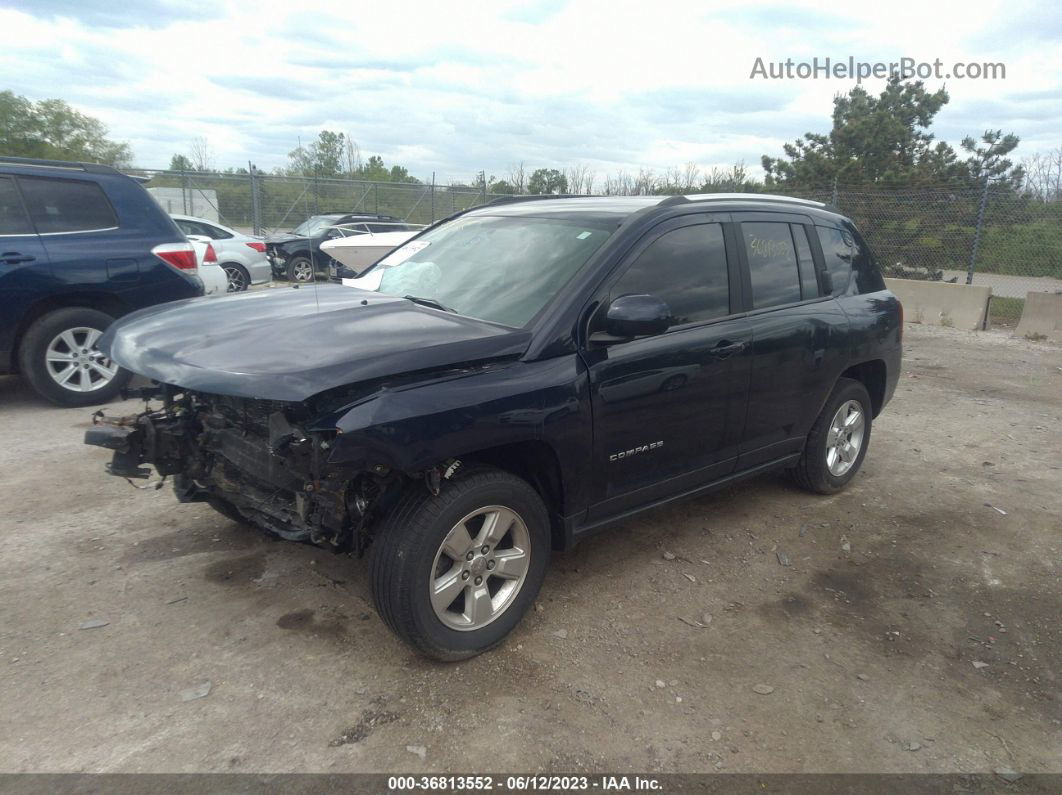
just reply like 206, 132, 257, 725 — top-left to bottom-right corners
825, 399, 865, 476
224, 264, 248, 292
45, 327, 119, 393
292, 261, 314, 282
429, 505, 531, 631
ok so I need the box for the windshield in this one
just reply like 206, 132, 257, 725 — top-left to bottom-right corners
291, 215, 342, 236
362, 215, 612, 328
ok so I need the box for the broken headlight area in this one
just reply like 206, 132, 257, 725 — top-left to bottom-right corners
84, 387, 398, 555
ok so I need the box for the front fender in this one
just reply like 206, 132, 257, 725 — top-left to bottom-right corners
326, 356, 592, 515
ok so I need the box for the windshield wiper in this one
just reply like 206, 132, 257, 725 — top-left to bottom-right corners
403, 294, 455, 313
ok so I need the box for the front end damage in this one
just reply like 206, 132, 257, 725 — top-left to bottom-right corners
85, 385, 418, 555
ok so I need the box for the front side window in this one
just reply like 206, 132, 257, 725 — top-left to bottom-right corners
366, 215, 612, 327
18, 177, 118, 234
0, 177, 32, 235
742, 222, 802, 309
612, 223, 730, 325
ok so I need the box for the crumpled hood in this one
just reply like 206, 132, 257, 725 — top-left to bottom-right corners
100, 285, 532, 401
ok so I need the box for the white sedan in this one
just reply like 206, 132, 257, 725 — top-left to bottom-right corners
171, 214, 271, 291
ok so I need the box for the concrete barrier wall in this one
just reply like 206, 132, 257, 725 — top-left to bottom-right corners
884, 278, 991, 331
1015, 291, 1062, 341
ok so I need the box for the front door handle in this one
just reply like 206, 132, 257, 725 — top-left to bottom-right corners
1, 252, 36, 265
709, 340, 747, 358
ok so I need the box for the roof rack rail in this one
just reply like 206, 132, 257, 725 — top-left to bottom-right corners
683, 192, 826, 208
486, 194, 586, 206
0, 156, 120, 174
320, 210, 401, 219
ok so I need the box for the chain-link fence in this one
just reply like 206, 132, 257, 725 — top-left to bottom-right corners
136, 168, 1062, 326
137, 169, 494, 235
793, 181, 1062, 325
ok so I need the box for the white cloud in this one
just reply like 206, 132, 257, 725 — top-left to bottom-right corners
1, 0, 1058, 179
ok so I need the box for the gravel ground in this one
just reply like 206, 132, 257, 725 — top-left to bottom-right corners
0, 323, 1059, 774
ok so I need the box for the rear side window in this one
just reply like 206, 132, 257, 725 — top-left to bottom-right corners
742, 222, 801, 308
613, 223, 730, 325
816, 226, 854, 296
0, 177, 33, 235
18, 176, 118, 234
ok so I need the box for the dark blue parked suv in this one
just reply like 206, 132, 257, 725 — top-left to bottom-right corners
0, 157, 203, 405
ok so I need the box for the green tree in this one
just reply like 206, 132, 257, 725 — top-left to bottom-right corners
388, 164, 420, 184
489, 179, 516, 195
360, 155, 389, 181
287, 130, 347, 177
962, 129, 1022, 188
762, 77, 974, 187
0, 91, 132, 166
528, 168, 567, 194
168, 153, 193, 171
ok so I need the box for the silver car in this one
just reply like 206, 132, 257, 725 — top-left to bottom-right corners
171, 214, 271, 291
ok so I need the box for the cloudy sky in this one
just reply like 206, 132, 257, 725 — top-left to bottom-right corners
1, 0, 1058, 181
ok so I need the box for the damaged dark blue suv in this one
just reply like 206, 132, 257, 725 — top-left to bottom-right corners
85, 194, 902, 660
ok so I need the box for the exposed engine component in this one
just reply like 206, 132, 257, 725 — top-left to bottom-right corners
88, 386, 404, 555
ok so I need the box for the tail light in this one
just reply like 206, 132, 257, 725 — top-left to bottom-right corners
204, 243, 218, 264
245, 242, 266, 253
151, 242, 197, 271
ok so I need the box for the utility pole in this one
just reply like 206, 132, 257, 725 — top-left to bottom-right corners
248, 161, 262, 236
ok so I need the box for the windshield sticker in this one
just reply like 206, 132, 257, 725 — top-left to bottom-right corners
379, 240, 431, 266
577, 231, 592, 240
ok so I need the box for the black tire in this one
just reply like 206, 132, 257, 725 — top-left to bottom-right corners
18, 308, 132, 407
369, 468, 550, 661
222, 262, 250, 292
286, 256, 315, 283
790, 377, 872, 494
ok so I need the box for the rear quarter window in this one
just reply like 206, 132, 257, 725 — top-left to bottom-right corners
18, 176, 118, 234
817, 225, 885, 296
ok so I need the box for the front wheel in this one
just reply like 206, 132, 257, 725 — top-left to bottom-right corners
369, 468, 550, 661
286, 257, 315, 283
790, 377, 872, 494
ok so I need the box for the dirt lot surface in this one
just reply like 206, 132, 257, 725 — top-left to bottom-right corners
1, 324, 1059, 774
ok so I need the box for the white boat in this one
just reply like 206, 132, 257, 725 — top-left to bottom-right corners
321, 229, 421, 276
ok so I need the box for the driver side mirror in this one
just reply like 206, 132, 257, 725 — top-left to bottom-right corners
591, 294, 673, 344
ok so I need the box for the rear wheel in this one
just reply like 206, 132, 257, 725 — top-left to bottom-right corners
222, 262, 250, 292
370, 468, 550, 661
790, 378, 872, 494
18, 308, 131, 406
286, 257, 314, 283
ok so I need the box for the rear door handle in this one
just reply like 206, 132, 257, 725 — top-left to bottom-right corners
1, 252, 36, 265
709, 340, 747, 358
